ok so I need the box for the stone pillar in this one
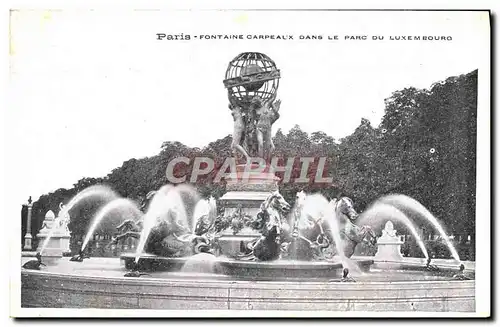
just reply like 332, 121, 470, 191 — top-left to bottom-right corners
23, 197, 33, 251
374, 221, 404, 263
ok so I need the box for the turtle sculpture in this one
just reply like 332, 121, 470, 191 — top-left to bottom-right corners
22, 253, 46, 270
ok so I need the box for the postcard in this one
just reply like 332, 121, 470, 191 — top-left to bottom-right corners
9, 9, 491, 317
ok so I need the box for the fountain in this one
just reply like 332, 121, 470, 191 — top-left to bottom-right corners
358, 203, 429, 261
81, 198, 142, 253
36, 208, 71, 260
21, 52, 475, 312
37, 185, 117, 258
377, 194, 461, 262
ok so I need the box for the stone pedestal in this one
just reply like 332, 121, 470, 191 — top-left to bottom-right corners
216, 163, 280, 257
36, 208, 72, 261
23, 234, 33, 251
37, 233, 71, 256
374, 221, 404, 268
23, 200, 33, 251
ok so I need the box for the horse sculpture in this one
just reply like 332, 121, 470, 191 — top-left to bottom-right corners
108, 190, 156, 244
285, 192, 332, 261
108, 219, 143, 245
245, 191, 291, 261
106, 189, 374, 261
108, 197, 212, 258
332, 197, 377, 257
287, 195, 377, 260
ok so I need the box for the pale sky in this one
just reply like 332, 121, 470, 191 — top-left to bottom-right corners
7, 10, 488, 205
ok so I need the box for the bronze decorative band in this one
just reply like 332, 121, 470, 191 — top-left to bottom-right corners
223, 70, 281, 88
225, 183, 278, 192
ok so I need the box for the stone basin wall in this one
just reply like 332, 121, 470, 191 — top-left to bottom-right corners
21, 270, 474, 312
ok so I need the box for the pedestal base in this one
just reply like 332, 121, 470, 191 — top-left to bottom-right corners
215, 228, 261, 257
23, 234, 32, 251
224, 163, 280, 192
37, 233, 71, 259
374, 222, 405, 266
374, 241, 405, 266
21, 251, 38, 257
216, 163, 281, 258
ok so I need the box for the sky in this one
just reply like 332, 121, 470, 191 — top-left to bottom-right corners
7, 10, 488, 205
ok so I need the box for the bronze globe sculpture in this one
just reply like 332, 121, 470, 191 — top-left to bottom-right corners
223, 52, 282, 161
223, 52, 280, 106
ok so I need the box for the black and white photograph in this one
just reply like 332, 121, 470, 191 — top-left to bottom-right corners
7, 8, 491, 318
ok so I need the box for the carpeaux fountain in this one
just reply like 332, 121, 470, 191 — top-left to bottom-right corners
21, 52, 475, 312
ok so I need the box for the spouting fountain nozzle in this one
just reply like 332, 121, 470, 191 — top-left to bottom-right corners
425, 257, 440, 272
340, 267, 356, 282
452, 263, 470, 280
70, 249, 90, 262
124, 270, 150, 278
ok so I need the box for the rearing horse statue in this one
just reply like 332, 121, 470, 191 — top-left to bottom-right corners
108, 197, 212, 258
286, 194, 377, 260
246, 191, 291, 261
285, 192, 332, 261
332, 197, 377, 257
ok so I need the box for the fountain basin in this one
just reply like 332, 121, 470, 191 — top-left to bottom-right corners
20, 257, 475, 312
215, 258, 373, 279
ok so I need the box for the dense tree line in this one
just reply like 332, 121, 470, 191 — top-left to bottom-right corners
22, 70, 477, 255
